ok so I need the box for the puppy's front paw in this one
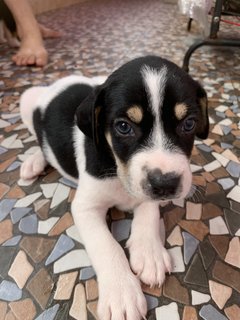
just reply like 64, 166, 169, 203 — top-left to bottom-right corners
98, 272, 147, 320
127, 236, 172, 287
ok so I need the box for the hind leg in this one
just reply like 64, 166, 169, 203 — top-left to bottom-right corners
20, 147, 47, 180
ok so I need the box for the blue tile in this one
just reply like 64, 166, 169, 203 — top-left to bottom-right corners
183, 232, 199, 265
59, 177, 78, 189
218, 178, 235, 190
10, 208, 32, 224
6, 161, 22, 172
8, 116, 21, 124
0, 146, 7, 155
18, 214, 38, 234
2, 235, 22, 246
199, 304, 228, 320
220, 125, 232, 135
226, 161, 240, 178
145, 294, 159, 311
0, 280, 22, 301
220, 143, 233, 149
79, 267, 96, 280
45, 234, 75, 265
0, 199, 17, 221
35, 304, 60, 320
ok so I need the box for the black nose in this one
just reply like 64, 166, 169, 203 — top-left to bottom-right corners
147, 169, 181, 199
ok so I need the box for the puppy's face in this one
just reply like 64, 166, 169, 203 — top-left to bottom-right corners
77, 56, 209, 202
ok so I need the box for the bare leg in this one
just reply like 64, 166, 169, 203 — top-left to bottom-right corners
4, 0, 48, 66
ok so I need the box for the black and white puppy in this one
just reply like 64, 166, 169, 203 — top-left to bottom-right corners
20, 56, 209, 320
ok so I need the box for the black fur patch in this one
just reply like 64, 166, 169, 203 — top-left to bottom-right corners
33, 83, 93, 179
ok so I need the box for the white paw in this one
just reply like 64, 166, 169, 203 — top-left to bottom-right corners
20, 150, 46, 180
127, 236, 172, 287
97, 272, 147, 320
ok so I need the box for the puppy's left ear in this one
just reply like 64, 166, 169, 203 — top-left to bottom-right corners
75, 85, 105, 147
196, 85, 209, 139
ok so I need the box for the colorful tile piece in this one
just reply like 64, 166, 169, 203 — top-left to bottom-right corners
209, 280, 232, 309
18, 214, 38, 234
9, 299, 36, 320
69, 283, 87, 320
35, 304, 60, 320
45, 234, 75, 265
163, 275, 189, 305
26, 268, 54, 309
212, 261, 240, 293
20, 236, 56, 263
54, 271, 78, 300
184, 254, 208, 288
191, 290, 210, 305
53, 250, 91, 273
183, 232, 199, 265
155, 302, 180, 320
199, 304, 228, 320
8, 250, 34, 289
0, 280, 22, 301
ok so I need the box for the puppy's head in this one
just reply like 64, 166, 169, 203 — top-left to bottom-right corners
76, 56, 209, 201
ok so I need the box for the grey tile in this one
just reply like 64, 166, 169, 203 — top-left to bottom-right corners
145, 294, 159, 311
111, 219, 132, 242
199, 239, 216, 270
183, 232, 199, 265
0, 199, 17, 222
184, 254, 208, 288
35, 304, 60, 320
199, 304, 228, 320
224, 208, 240, 236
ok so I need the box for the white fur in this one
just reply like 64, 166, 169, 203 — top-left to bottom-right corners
37, 75, 106, 112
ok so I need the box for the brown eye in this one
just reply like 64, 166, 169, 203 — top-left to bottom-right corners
183, 118, 196, 133
115, 121, 134, 135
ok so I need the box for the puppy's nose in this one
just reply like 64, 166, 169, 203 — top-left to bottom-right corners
147, 169, 180, 198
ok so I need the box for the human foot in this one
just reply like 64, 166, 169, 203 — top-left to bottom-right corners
38, 23, 62, 39
12, 38, 48, 67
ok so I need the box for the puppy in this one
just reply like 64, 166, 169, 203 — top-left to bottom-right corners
20, 56, 209, 320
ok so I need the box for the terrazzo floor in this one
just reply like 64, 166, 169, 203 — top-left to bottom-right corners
0, 0, 240, 319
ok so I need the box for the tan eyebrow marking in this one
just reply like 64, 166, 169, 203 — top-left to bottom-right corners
126, 105, 143, 123
174, 103, 188, 120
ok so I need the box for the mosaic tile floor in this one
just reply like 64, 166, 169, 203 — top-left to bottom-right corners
0, 0, 240, 319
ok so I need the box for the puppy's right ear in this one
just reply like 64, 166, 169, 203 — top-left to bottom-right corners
75, 86, 104, 146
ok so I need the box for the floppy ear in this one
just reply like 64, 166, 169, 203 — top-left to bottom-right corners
75, 86, 104, 146
196, 86, 209, 139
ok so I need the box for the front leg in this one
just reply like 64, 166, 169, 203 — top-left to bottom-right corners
127, 201, 172, 287
72, 190, 147, 320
